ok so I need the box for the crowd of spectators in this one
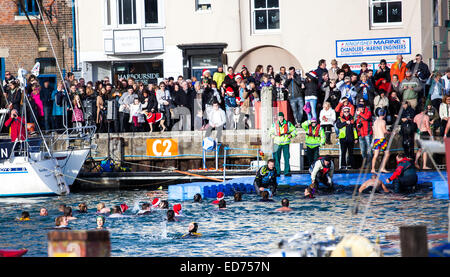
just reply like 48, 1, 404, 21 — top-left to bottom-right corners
2, 54, 450, 169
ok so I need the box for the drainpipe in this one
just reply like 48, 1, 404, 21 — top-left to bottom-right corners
72, 0, 78, 71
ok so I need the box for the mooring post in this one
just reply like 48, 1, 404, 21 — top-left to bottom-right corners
399, 225, 429, 257
48, 230, 111, 257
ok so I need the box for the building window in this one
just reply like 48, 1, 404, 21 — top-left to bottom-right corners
145, 0, 158, 24
118, 0, 136, 25
17, 0, 41, 16
370, 0, 402, 26
196, 0, 211, 11
252, 0, 280, 32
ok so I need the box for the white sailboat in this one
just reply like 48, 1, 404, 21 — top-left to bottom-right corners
0, 70, 69, 197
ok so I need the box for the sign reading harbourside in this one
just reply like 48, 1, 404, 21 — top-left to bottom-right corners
336, 37, 411, 58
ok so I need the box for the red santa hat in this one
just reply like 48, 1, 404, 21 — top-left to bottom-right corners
152, 198, 161, 208
307, 71, 318, 79
235, 74, 243, 81
202, 69, 211, 76
226, 87, 234, 94
120, 203, 129, 213
216, 191, 225, 201
173, 204, 182, 215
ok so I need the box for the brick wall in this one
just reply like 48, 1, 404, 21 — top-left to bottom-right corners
0, 0, 74, 81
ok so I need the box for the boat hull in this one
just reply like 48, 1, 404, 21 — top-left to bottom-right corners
53, 149, 90, 186
0, 157, 68, 197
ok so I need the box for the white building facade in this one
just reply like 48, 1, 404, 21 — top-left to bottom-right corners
75, 0, 449, 84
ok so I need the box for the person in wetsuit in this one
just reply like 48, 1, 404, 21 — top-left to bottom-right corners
254, 159, 278, 196
385, 153, 418, 193
182, 222, 202, 238
305, 156, 335, 198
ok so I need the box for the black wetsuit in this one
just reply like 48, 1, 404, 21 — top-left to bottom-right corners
254, 165, 278, 196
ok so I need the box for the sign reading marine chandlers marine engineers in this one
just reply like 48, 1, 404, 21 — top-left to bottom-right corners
336, 37, 411, 58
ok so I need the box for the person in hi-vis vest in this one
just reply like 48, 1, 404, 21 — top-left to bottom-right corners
269, 112, 297, 177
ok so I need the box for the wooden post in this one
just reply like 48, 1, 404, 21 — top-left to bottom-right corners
48, 230, 110, 257
399, 225, 428, 257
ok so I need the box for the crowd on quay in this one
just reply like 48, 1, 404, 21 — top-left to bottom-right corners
2, 54, 450, 170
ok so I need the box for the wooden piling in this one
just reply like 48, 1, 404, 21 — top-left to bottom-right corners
399, 225, 428, 257
48, 230, 110, 257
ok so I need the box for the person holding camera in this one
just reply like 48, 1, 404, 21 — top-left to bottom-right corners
5, 109, 26, 142
285, 67, 304, 127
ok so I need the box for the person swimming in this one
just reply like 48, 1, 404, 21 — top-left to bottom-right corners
173, 204, 182, 217
193, 193, 202, 203
211, 192, 225, 205
63, 207, 77, 221
359, 174, 391, 194
96, 215, 106, 229
78, 203, 88, 213
159, 200, 169, 209
234, 191, 242, 202
218, 199, 227, 210
167, 210, 176, 222
152, 198, 161, 209
120, 203, 129, 213
275, 198, 293, 212
54, 216, 70, 230
137, 203, 152, 215
109, 206, 124, 218
182, 222, 202, 238
18, 211, 30, 221
39, 208, 48, 216
97, 203, 111, 214
259, 190, 274, 202
58, 204, 66, 213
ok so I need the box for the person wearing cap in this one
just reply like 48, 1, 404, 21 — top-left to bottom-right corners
269, 112, 297, 176
223, 67, 238, 94
224, 86, 239, 129
336, 106, 359, 169
306, 156, 335, 198
254, 159, 278, 196
355, 102, 373, 169
371, 108, 391, 173
152, 198, 161, 209
335, 96, 355, 118
173, 204, 182, 216
328, 60, 340, 82
182, 222, 202, 238
302, 117, 325, 167
213, 66, 226, 89
212, 192, 225, 205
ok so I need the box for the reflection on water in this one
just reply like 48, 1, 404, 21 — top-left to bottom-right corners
0, 188, 448, 257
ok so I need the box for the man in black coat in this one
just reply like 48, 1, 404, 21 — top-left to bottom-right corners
374, 59, 391, 82
173, 80, 196, 131
40, 80, 54, 131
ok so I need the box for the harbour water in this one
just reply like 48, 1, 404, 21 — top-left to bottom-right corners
0, 187, 448, 257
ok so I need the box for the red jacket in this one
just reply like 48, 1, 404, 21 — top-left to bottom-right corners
375, 78, 392, 93
356, 107, 373, 137
5, 116, 26, 142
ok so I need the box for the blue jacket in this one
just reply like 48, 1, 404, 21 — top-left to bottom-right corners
51, 89, 65, 116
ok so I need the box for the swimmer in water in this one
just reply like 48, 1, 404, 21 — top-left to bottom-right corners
193, 193, 202, 203
137, 203, 151, 215
152, 198, 161, 209
275, 198, 293, 212
212, 192, 225, 205
167, 210, 176, 222
39, 208, 48, 216
18, 211, 30, 221
54, 216, 70, 229
109, 206, 124, 218
234, 191, 242, 202
78, 203, 88, 213
359, 174, 391, 193
97, 203, 111, 214
96, 215, 106, 229
259, 190, 274, 202
120, 203, 129, 213
58, 204, 66, 213
63, 206, 77, 221
159, 200, 169, 209
173, 204, 182, 217
182, 222, 202, 238
218, 199, 227, 210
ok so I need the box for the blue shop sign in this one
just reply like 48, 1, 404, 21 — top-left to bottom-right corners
336, 37, 411, 58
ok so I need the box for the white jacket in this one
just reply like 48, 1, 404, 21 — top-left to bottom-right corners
439, 103, 450, 119
209, 108, 226, 127
319, 108, 336, 126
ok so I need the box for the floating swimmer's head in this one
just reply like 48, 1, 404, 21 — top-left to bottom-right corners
20, 211, 30, 221
194, 193, 202, 203
159, 200, 169, 209
97, 215, 105, 227
281, 198, 290, 207
189, 222, 198, 233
